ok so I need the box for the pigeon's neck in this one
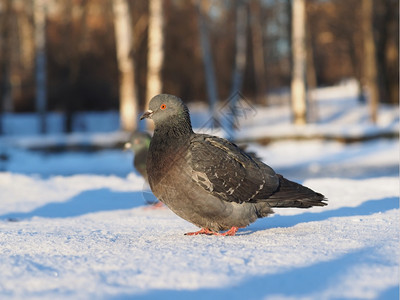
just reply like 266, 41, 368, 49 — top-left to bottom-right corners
148, 118, 193, 185
153, 116, 193, 145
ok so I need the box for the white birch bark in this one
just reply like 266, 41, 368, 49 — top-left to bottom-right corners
197, 0, 218, 128
362, 0, 379, 123
113, 0, 138, 131
227, 0, 247, 139
145, 0, 164, 129
290, 0, 307, 125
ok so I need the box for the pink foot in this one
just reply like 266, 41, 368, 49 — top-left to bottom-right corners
151, 202, 164, 208
219, 227, 239, 236
184, 228, 217, 236
143, 201, 165, 210
184, 227, 239, 236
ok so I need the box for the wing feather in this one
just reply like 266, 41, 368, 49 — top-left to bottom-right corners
189, 134, 279, 203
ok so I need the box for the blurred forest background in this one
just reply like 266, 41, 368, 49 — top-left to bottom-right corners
0, 0, 398, 133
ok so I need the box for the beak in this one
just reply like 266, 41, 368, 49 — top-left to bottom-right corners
123, 142, 132, 150
140, 110, 154, 120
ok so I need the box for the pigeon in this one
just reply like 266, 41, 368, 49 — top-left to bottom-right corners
140, 94, 327, 236
124, 131, 164, 208
124, 131, 152, 181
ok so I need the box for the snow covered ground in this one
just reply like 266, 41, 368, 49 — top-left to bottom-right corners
0, 82, 399, 299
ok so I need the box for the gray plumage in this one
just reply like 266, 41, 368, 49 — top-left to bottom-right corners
141, 94, 327, 235
124, 131, 164, 207
124, 131, 151, 181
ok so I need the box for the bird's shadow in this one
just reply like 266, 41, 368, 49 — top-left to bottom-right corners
110, 245, 399, 300
109, 196, 399, 300
243, 196, 399, 235
1, 188, 397, 236
0, 188, 154, 221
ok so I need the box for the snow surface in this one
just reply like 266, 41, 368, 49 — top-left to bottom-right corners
0, 168, 398, 300
0, 82, 399, 299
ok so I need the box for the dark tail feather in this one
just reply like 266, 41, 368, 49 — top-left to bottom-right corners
266, 174, 327, 208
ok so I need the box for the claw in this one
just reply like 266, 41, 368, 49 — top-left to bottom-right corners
184, 227, 239, 236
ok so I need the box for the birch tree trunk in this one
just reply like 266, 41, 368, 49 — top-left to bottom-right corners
230, 1, 247, 98
228, 0, 247, 139
290, 0, 307, 125
306, 13, 317, 122
362, 0, 379, 123
34, 0, 47, 134
0, 0, 12, 134
113, 0, 138, 132
18, 4, 35, 72
250, 0, 267, 104
197, 0, 218, 128
145, 0, 164, 129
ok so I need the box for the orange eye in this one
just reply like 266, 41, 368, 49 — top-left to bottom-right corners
160, 104, 167, 110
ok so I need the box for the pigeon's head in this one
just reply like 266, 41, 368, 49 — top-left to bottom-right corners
124, 131, 151, 152
140, 94, 192, 130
